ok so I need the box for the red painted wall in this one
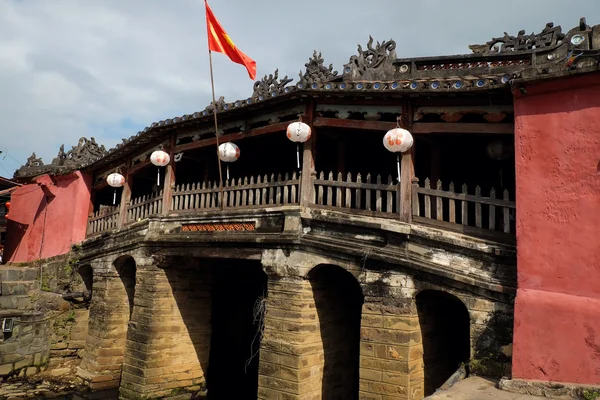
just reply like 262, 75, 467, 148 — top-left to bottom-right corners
513, 73, 600, 385
4, 171, 92, 263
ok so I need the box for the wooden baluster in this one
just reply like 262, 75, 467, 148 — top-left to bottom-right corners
503, 189, 510, 233
283, 173, 289, 204
213, 181, 218, 208
276, 173, 282, 205
225, 179, 232, 208
145, 194, 150, 218
242, 177, 248, 207
411, 177, 420, 217
290, 172, 297, 203
436, 179, 443, 221
262, 175, 268, 206
365, 173, 372, 211
449, 182, 456, 223
199, 182, 205, 209
475, 185, 482, 228
172, 185, 177, 211
222, 179, 228, 208
174, 184, 180, 211
386, 175, 393, 213
235, 178, 241, 207
489, 187, 496, 231
182, 184, 189, 210
355, 173, 362, 210
138, 195, 144, 220
248, 176, 255, 206
461, 184, 469, 226
327, 171, 333, 206
188, 183, 193, 209
270, 173, 276, 205
424, 178, 431, 219
192, 183, 198, 209
159, 189, 164, 214
132, 197, 137, 221
346, 173, 352, 208
375, 175, 382, 212
336, 172, 343, 208
254, 175, 261, 206
317, 172, 324, 205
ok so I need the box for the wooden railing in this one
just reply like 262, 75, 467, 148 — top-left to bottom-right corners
86, 171, 517, 242
412, 178, 516, 239
126, 190, 163, 224
172, 172, 301, 212
313, 172, 400, 218
87, 206, 120, 236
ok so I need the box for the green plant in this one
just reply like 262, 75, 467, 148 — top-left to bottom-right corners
64, 311, 76, 323
40, 274, 51, 292
582, 390, 600, 400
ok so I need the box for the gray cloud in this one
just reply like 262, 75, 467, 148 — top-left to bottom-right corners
0, 0, 597, 175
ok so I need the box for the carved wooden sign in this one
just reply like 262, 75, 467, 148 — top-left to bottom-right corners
180, 222, 256, 232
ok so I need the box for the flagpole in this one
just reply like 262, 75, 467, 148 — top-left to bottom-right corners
208, 49, 225, 210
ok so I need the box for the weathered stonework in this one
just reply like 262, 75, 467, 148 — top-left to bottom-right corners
53, 207, 515, 399
119, 256, 212, 399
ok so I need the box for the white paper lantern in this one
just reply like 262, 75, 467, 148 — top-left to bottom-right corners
106, 173, 125, 188
106, 173, 125, 205
286, 122, 311, 143
218, 142, 240, 180
150, 149, 170, 187
383, 128, 414, 183
286, 121, 311, 168
218, 142, 240, 163
383, 128, 414, 153
150, 150, 170, 167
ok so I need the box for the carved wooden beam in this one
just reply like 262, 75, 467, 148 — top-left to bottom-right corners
173, 121, 290, 154
313, 117, 397, 131
413, 123, 514, 135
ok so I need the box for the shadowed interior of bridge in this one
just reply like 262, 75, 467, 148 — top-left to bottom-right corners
207, 259, 268, 400
417, 290, 471, 396
309, 264, 364, 400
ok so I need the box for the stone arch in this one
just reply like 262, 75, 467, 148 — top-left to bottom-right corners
416, 289, 470, 396
113, 255, 136, 319
308, 264, 364, 399
77, 254, 138, 390
77, 264, 93, 300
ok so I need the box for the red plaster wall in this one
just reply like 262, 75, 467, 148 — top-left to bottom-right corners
512, 73, 600, 385
4, 171, 92, 263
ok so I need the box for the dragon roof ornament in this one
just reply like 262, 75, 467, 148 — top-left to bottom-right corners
252, 69, 293, 100
297, 51, 338, 87
14, 18, 600, 180
343, 36, 397, 81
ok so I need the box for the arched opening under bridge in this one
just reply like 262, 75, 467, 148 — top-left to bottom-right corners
416, 290, 470, 396
207, 259, 268, 400
308, 264, 364, 400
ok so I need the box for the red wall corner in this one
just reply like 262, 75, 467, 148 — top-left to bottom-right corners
5, 171, 92, 263
513, 72, 600, 385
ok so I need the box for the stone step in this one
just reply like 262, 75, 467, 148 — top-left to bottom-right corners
0, 266, 39, 282
0, 295, 32, 310
0, 280, 39, 296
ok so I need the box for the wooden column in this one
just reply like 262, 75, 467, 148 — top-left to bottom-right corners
118, 159, 132, 228
162, 134, 177, 215
300, 99, 316, 208
400, 101, 416, 223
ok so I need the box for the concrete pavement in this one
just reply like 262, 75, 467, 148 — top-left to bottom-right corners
426, 376, 545, 399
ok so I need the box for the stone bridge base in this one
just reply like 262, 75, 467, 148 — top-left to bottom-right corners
74, 247, 513, 400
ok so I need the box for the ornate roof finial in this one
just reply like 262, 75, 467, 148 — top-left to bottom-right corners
252, 69, 293, 99
343, 36, 396, 81
298, 51, 338, 87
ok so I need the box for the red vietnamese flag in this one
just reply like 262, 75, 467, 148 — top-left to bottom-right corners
205, 1, 257, 80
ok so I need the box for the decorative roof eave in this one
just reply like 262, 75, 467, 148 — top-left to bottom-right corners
15, 17, 598, 180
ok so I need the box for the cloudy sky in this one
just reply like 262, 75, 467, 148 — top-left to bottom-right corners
0, 0, 597, 176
